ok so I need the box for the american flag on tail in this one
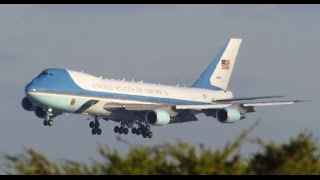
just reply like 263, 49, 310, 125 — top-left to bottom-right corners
221, 59, 230, 70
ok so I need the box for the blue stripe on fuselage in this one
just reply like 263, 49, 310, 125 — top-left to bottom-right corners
25, 68, 211, 105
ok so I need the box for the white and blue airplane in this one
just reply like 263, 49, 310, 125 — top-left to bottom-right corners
22, 38, 304, 138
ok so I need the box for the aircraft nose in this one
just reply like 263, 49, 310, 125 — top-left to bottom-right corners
25, 82, 37, 95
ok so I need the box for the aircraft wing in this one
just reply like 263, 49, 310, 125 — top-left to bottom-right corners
102, 99, 306, 112
175, 100, 307, 110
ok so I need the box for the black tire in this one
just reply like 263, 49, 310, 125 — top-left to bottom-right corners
43, 120, 47, 126
140, 125, 145, 132
97, 128, 102, 135
136, 128, 141, 135
114, 126, 119, 133
132, 127, 137, 134
140, 127, 146, 135
146, 125, 151, 131
142, 133, 148, 138
92, 128, 97, 135
119, 127, 123, 134
89, 121, 95, 128
48, 120, 53, 126
124, 128, 129, 135
95, 121, 100, 128
148, 132, 153, 138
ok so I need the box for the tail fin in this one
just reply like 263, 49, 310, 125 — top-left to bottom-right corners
192, 38, 242, 90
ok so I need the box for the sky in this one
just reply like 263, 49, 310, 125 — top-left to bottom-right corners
0, 4, 319, 168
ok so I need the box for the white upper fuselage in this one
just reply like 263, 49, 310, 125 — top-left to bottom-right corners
68, 70, 233, 105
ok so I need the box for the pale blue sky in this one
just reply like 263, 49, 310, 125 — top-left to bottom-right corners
0, 4, 319, 167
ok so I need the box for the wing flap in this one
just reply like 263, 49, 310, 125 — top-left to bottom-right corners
175, 104, 232, 110
243, 100, 308, 107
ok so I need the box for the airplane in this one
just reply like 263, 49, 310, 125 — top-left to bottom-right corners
22, 38, 305, 139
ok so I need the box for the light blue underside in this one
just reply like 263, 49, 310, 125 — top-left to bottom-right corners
28, 93, 89, 112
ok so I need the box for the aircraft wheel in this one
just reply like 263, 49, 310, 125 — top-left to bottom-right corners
114, 126, 119, 133
146, 125, 151, 131
92, 128, 97, 135
140, 125, 145, 132
132, 127, 137, 134
97, 128, 102, 135
119, 127, 124, 134
142, 133, 148, 138
43, 120, 48, 126
124, 128, 129, 135
48, 120, 53, 126
95, 122, 100, 128
148, 132, 153, 138
140, 127, 147, 135
136, 128, 141, 135
89, 121, 95, 128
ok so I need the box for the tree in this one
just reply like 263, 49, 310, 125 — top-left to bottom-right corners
4, 123, 320, 175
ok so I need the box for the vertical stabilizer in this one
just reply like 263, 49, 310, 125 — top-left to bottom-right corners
192, 38, 242, 90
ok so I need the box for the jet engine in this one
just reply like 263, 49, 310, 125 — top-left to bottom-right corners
146, 109, 170, 126
21, 97, 34, 111
216, 108, 245, 123
35, 106, 46, 119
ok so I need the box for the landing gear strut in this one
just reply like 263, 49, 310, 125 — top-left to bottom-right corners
43, 109, 53, 127
89, 117, 102, 135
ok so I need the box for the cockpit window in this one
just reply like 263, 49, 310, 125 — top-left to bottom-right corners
41, 71, 53, 76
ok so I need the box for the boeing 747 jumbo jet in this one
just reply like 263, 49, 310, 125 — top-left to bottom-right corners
22, 38, 304, 138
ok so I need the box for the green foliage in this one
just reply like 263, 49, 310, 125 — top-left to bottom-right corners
249, 131, 320, 175
4, 124, 320, 175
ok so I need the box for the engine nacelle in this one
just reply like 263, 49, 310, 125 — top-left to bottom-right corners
35, 106, 46, 119
21, 97, 34, 111
216, 108, 245, 123
146, 109, 170, 126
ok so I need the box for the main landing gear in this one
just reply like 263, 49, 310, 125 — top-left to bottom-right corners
132, 124, 153, 139
114, 121, 129, 135
114, 121, 153, 139
89, 117, 102, 135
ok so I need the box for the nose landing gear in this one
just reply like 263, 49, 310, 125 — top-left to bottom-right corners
89, 116, 102, 135
43, 108, 53, 127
